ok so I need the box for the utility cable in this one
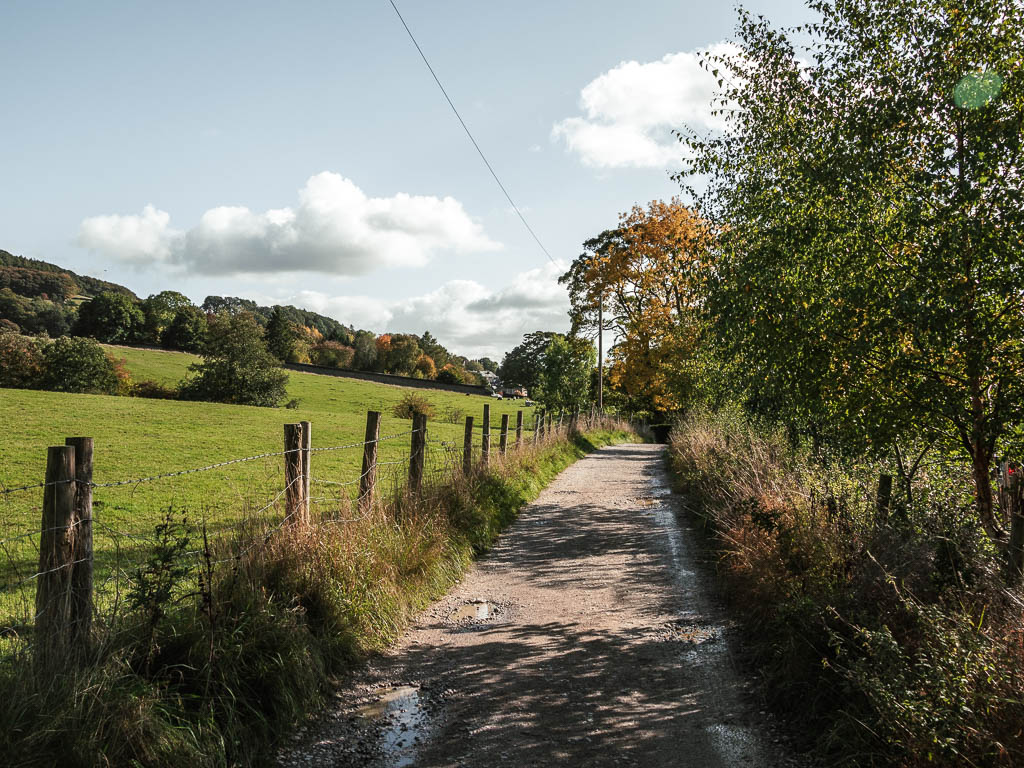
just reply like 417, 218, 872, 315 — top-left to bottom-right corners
386, 0, 556, 265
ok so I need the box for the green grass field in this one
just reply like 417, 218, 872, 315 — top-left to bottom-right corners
0, 347, 540, 612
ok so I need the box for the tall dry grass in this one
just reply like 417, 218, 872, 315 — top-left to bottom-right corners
0, 423, 637, 767
669, 408, 1024, 767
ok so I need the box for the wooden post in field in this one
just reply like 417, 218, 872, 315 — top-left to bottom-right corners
409, 413, 426, 492
284, 423, 303, 521
499, 414, 509, 455
589, 404, 595, 430
533, 413, 540, 444
36, 444, 76, 663
515, 410, 523, 448
359, 411, 381, 510
876, 473, 893, 521
482, 404, 491, 467
557, 410, 564, 434
300, 420, 312, 524
546, 411, 553, 439
463, 416, 474, 475
66, 437, 93, 646
1007, 465, 1024, 585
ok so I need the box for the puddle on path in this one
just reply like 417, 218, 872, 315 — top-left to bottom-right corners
355, 686, 429, 768
451, 600, 493, 622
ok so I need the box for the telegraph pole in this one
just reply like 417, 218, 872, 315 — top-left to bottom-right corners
597, 294, 603, 411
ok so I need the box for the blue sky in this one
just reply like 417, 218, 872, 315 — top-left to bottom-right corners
1, 0, 809, 358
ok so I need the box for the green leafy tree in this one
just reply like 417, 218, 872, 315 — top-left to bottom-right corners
418, 331, 450, 369
436, 363, 465, 385
684, 0, 1024, 542
352, 330, 377, 370
540, 335, 596, 411
180, 312, 288, 407
264, 306, 298, 362
386, 334, 421, 375
40, 336, 119, 394
141, 291, 194, 345
498, 331, 559, 396
162, 306, 207, 352
73, 291, 144, 344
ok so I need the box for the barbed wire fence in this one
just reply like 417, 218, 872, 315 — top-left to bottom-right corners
0, 401, 628, 657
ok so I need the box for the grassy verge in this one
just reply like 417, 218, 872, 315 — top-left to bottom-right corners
0, 426, 636, 767
667, 409, 1024, 767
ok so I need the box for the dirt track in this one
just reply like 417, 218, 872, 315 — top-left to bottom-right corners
280, 443, 797, 767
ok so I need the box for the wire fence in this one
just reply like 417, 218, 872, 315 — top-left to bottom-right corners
0, 404, 624, 653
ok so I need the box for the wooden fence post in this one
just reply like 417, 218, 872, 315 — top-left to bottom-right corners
36, 444, 76, 663
515, 410, 523, 448
546, 411, 553, 439
463, 416, 474, 475
533, 413, 540, 444
589, 404, 595, 430
409, 413, 426, 492
482, 404, 491, 467
65, 437, 93, 646
500, 414, 509, 455
300, 420, 312, 524
359, 411, 381, 510
284, 423, 303, 522
557, 410, 564, 434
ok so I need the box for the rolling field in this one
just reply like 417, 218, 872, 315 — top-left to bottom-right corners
0, 347, 539, 614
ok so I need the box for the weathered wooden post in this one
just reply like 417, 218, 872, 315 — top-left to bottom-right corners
358, 411, 381, 510
482, 404, 491, 467
876, 473, 893, 521
515, 410, 523, 448
499, 414, 510, 455
533, 413, 540, 444
300, 420, 312, 524
546, 411, 553, 439
463, 416, 475, 475
66, 437, 93, 646
36, 444, 76, 663
409, 413, 427, 492
557, 410, 564, 434
284, 423, 303, 521
589, 404, 596, 430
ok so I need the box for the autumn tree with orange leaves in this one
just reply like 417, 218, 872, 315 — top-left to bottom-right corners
560, 198, 711, 415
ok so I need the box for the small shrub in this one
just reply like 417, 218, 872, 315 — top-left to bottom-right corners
285, 398, 300, 410
132, 379, 179, 399
392, 392, 435, 420
442, 405, 465, 424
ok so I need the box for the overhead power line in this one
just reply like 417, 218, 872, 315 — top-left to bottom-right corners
386, 0, 557, 266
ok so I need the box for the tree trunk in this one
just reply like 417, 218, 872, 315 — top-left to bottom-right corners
970, 441, 1006, 543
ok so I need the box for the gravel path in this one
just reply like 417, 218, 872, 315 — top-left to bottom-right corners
279, 443, 797, 767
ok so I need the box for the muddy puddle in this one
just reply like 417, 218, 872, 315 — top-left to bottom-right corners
450, 599, 494, 622
355, 686, 430, 768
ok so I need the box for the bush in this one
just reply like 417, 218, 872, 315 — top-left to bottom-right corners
309, 340, 355, 369
180, 312, 288, 407
73, 291, 144, 343
40, 336, 120, 394
392, 392, 435, 420
0, 330, 44, 388
436, 363, 464, 385
132, 379, 179, 400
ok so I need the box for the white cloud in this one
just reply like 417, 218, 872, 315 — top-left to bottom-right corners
552, 43, 738, 169
277, 260, 571, 359
77, 172, 499, 276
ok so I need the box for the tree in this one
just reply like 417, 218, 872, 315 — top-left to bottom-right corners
414, 354, 437, 379
352, 330, 377, 370
683, 0, 1024, 542
310, 340, 355, 368
142, 291, 194, 345
265, 306, 297, 362
541, 335, 596, 411
437, 363, 465, 385
74, 292, 144, 344
162, 306, 207, 352
386, 335, 421, 375
180, 312, 288, 407
499, 331, 559, 395
560, 200, 710, 414
419, 331, 450, 369
477, 357, 499, 374
41, 336, 119, 394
